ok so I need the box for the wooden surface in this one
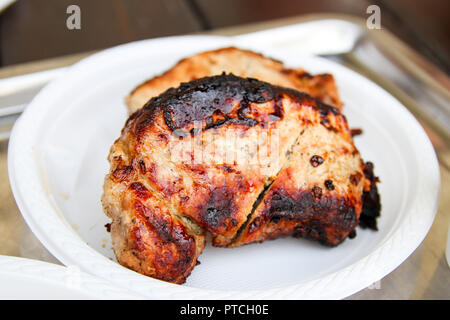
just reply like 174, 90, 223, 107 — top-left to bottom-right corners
0, 0, 449, 74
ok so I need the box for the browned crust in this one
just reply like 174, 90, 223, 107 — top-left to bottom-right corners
230, 187, 360, 247
128, 47, 285, 97
125, 47, 342, 113
132, 73, 340, 136
105, 181, 204, 284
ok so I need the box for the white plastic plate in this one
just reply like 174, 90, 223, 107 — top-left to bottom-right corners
0, 255, 141, 299
8, 35, 440, 299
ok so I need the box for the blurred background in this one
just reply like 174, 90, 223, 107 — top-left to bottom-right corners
0, 0, 449, 74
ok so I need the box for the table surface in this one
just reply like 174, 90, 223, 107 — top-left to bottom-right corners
0, 14, 449, 300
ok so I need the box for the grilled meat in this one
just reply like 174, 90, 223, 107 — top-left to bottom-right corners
102, 74, 380, 283
126, 47, 342, 114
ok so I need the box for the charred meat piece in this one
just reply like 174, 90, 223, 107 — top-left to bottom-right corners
102, 74, 380, 283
